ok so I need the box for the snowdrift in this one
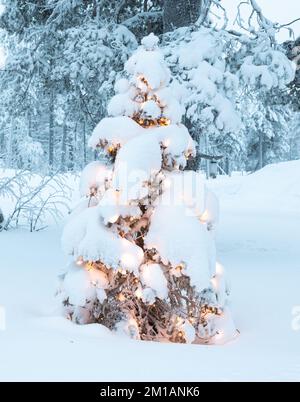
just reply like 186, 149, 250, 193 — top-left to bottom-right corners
210, 160, 300, 215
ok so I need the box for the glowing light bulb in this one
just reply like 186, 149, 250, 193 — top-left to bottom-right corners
108, 214, 119, 224
85, 261, 93, 271
176, 263, 184, 272
160, 117, 171, 126
199, 209, 209, 224
107, 145, 115, 154
118, 293, 126, 302
216, 262, 224, 276
135, 288, 143, 299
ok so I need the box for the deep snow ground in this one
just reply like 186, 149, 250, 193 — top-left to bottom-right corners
0, 161, 300, 381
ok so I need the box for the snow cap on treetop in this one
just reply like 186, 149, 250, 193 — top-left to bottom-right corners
125, 33, 170, 90
141, 33, 159, 50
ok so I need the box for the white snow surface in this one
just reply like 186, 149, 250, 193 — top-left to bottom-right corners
112, 132, 162, 200
90, 120, 195, 202
61, 262, 109, 306
1, 160, 300, 381
88, 116, 143, 149
61, 206, 143, 274
140, 263, 168, 300
141, 33, 159, 51
107, 92, 139, 118
98, 188, 141, 224
240, 50, 295, 90
155, 124, 196, 160
145, 171, 214, 290
145, 204, 212, 292
155, 87, 184, 123
88, 115, 195, 170
125, 45, 170, 90
79, 161, 111, 197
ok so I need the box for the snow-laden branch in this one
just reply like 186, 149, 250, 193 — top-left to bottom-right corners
122, 11, 163, 28
0, 171, 72, 231
211, 0, 228, 29
235, 0, 300, 42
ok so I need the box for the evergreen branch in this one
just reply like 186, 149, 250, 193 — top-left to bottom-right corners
121, 11, 163, 28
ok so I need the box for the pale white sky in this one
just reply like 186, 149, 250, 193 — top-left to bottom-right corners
221, 0, 300, 42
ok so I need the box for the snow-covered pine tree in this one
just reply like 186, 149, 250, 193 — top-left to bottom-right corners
58, 33, 236, 344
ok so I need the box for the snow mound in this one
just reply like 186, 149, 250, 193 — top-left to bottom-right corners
141, 32, 159, 50
79, 161, 111, 197
154, 124, 196, 168
62, 262, 109, 306
240, 50, 295, 90
144, 170, 218, 291
178, 30, 218, 69
125, 36, 170, 90
155, 87, 184, 123
145, 204, 211, 292
209, 160, 300, 215
114, 78, 130, 94
61, 207, 143, 274
88, 116, 143, 149
112, 132, 162, 201
140, 263, 168, 300
98, 188, 142, 224
107, 93, 139, 118
160, 171, 206, 216
240, 160, 300, 201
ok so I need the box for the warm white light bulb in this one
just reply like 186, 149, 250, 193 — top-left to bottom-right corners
216, 262, 224, 276
135, 288, 143, 299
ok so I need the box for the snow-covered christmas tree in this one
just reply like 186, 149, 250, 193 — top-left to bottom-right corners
58, 33, 236, 344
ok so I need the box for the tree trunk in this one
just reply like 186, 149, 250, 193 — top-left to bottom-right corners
28, 107, 32, 137
48, 89, 54, 172
0, 125, 5, 157
83, 118, 87, 166
205, 130, 209, 179
258, 131, 263, 170
6, 119, 14, 168
60, 120, 67, 172
225, 157, 231, 176
163, 0, 210, 33
67, 123, 75, 171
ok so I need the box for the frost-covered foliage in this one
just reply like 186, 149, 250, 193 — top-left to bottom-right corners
0, 170, 72, 231
0, 1, 138, 172
289, 113, 300, 160
163, 24, 294, 170
240, 91, 293, 170
0, 1, 296, 173
58, 34, 236, 345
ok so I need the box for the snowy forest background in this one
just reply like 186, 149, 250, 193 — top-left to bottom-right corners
1, 1, 300, 381
0, 0, 299, 177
